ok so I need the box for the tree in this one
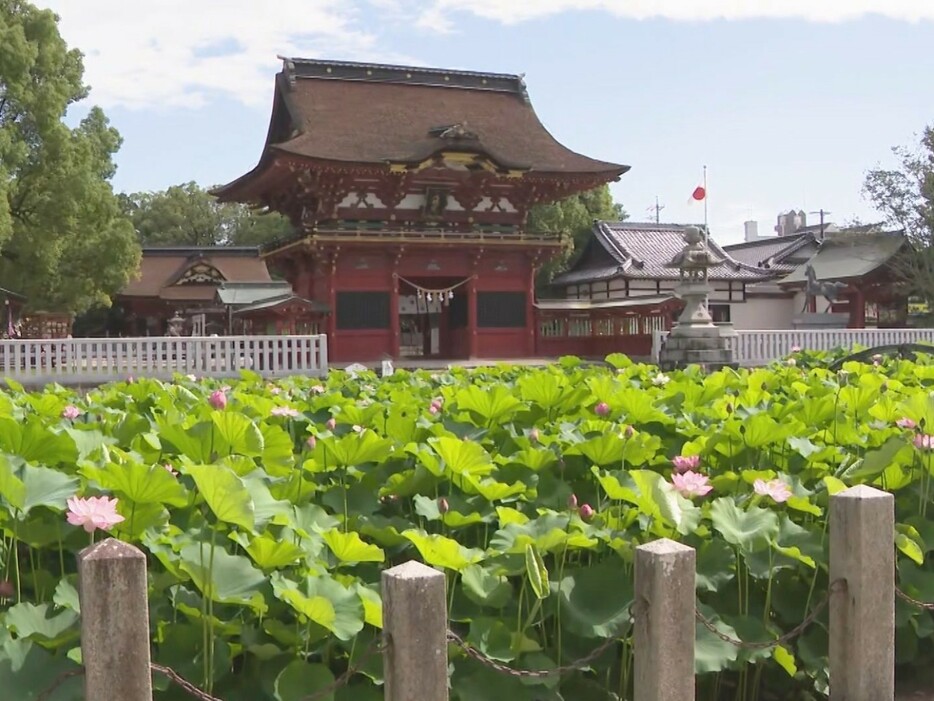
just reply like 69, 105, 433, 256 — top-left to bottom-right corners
122, 182, 293, 247
0, 1, 140, 313
863, 125, 934, 304
528, 184, 626, 289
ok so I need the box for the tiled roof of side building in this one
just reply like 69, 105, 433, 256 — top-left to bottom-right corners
215, 58, 628, 199
722, 233, 818, 271
121, 249, 273, 298
553, 222, 774, 286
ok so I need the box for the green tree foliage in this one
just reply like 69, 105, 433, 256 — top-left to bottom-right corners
863, 125, 934, 303
528, 184, 626, 289
0, 1, 140, 313
122, 182, 293, 247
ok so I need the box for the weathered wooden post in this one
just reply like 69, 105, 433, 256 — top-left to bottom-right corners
829, 485, 894, 700
382, 560, 448, 701
634, 538, 696, 701
78, 538, 153, 701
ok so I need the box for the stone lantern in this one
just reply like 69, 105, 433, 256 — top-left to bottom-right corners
657, 226, 736, 371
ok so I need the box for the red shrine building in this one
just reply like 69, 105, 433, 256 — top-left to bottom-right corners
214, 58, 627, 363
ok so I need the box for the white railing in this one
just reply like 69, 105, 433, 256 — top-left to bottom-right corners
0, 335, 329, 386
652, 328, 934, 366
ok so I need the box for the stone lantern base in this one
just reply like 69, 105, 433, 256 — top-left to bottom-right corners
657, 279, 737, 372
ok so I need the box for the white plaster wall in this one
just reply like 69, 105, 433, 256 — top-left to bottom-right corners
729, 298, 797, 330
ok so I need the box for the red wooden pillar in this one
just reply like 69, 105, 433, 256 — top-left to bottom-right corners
851, 288, 866, 328
467, 275, 478, 359
326, 256, 338, 357
390, 273, 400, 359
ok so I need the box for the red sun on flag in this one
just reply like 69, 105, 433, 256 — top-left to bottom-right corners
691, 186, 706, 201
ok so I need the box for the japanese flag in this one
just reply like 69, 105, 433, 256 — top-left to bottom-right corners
688, 185, 706, 204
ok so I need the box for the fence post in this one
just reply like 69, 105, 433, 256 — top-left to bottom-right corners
829, 485, 894, 701
382, 560, 448, 701
78, 538, 153, 701
634, 538, 696, 701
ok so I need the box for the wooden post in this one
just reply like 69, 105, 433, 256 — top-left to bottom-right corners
390, 272, 401, 360
829, 485, 894, 701
467, 275, 478, 359
78, 538, 153, 701
634, 538, 696, 701
382, 561, 448, 701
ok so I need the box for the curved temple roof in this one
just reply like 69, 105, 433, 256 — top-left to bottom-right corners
215, 58, 628, 200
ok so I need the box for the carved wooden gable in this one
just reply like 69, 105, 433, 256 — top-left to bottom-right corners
176, 262, 226, 285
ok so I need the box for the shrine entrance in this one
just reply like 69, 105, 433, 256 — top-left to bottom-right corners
396, 276, 469, 359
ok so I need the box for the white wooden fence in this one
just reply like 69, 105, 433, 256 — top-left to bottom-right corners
0, 335, 328, 385
652, 328, 934, 366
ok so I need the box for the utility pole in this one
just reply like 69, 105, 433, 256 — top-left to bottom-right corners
647, 196, 665, 224
809, 209, 831, 240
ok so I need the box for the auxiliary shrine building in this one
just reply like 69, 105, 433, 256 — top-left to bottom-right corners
213, 58, 627, 363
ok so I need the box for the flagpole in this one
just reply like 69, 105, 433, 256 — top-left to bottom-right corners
703, 164, 708, 247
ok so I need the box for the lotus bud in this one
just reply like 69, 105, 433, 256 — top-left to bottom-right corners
594, 401, 610, 417
306, 435, 317, 450
579, 503, 595, 521
208, 390, 227, 410
438, 497, 449, 514
623, 425, 635, 438
726, 403, 734, 415
326, 418, 337, 431
0, 579, 13, 598
567, 493, 578, 510
529, 428, 540, 443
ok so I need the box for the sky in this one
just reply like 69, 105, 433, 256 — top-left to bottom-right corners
41, 0, 934, 245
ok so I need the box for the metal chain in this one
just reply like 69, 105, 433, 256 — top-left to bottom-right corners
151, 664, 226, 701
446, 629, 620, 678
896, 586, 934, 611
694, 579, 846, 651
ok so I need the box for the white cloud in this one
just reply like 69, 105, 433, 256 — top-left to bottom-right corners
423, 0, 934, 25
42, 0, 414, 110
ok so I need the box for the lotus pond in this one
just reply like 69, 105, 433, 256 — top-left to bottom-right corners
1, 351, 933, 701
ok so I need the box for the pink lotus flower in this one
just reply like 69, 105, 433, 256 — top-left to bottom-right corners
310, 385, 325, 395
753, 478, 792, 503
326, 418, 337, 431
271, 406, 299, 418
66, 496, 125, 533
529, 428, 540, 443
671, 471, 713, 498
897, 417, 917, 430
185, 374, 197, 382
791, 345, 801, 353
594, 402, 610, 417
209, 390, 227, 410
672, 455, 700, 474
306, 435, 317, 450
269, 386, 281, 396
579, 503, 595, 521
429, 403, 441, 415
786, 358, 797, 367
127, 376, 134, 384
62, 405, 81, 420
163, 464, 178, 476
914, 434, 934, 451
567, 493, 578, 510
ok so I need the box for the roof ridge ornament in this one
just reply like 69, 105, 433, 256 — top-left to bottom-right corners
429, 122, 480, 141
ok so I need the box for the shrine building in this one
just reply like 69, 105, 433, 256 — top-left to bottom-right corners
213, 58, 627, 362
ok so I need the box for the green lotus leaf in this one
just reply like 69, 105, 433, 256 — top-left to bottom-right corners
322, 529, 385, 564
234, 533, 304, 569
773, 644, 798, 677
20, 463, 80, 515
709, 498, 779, 553
695, 538, 736, 592
179, 542, 268, 611
896, 532, 924, 566
402, 529, 483, 572
428, 436, 494, 476
4, 603, 79, 648
241, 475, 291, 529
466, 617, 518, 662
63, 427, 113, 462
260, 422, 296, 475
695, 604, 740, 673
458, 474, 528, 502
275, 660, 336, 701
461, 564, 512, 608
318, 431, 393, 468
554, 563, 632, 639
211, 410, 264, 457
81, 459, 187, 507
0, 454, 25, 510
501, 447, 557, 472
356, 584, 383, 629
454, 384, 522, 426
0, 417, 77, 466
183, 463, 255, 532
156, 418, 214, 462
270, 573, 365, 640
